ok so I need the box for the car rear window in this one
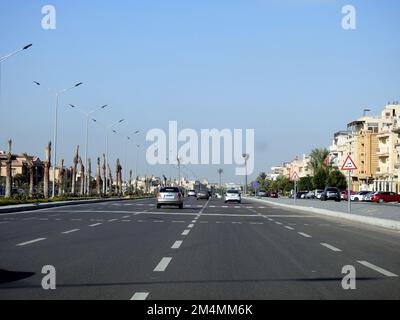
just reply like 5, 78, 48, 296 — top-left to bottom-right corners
160, 187, 180, 193
227, 190, 239, 194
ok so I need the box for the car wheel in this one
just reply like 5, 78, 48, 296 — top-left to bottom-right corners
179, 204, 183, 209
354, 198, 359, 201
378, 199, 384, 203
157, 204, 161, 209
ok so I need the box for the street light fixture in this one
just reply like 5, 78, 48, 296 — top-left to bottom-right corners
68, 103, 109, 194
34, 81, 83, 198
0, 44, 33, 107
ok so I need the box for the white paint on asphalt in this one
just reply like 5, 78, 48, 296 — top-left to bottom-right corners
17, 238, 46, 246
72, 219, 82, 221
108, 219, 118, 222
89, 223, 102, 227
275, 222, 283, 225
191, 220, 197, 223
188, 224, 194, 228
62, 229, 80, 234
250, 222, 264, 225
357, 261, 398, 277
182, 229, 190, 236
171, 241, 183, 249
123, 215, 130, 218
298, 232, 312, 238
285, 226, 295, 230
153, 220, 164, 223
199, 199, 210, 214
320, 243, 342, 252
172, 220, 185, 223
154, 257, 172, 272
130, 292, 149, 300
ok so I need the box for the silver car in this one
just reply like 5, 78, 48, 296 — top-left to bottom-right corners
224, 189, 241, 204
156, 187, 183, 209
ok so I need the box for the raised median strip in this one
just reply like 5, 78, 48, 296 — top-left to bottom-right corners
246, 197, 400, 231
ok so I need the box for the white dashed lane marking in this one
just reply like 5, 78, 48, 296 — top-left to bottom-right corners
182, 230, 190, 236
320, 243, 342, 252
17, 238, 46, 247
298, 232, 312, 238
130, 292, 149, 300
62, 229, 80, 234
171, 241, 183, 249
357, 261, 398, 277
89, 223, 102, 227
285, 226, 295, 230
154, 257, 172, 272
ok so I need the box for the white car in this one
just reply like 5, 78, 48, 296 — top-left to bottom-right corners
224, 189, 241, 204
315, 189, 324, 199
350, 191, 370, 202
187, 190, 197, 197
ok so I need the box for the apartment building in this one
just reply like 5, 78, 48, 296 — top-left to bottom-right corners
374, 103, 400, 192
328, 131, 354, 170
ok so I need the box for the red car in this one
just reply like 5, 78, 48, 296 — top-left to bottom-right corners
341, 190, 356, 201
270, 192, 278, 198
372, 192, 400, 203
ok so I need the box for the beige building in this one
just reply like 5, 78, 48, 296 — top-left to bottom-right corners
328, 131, 354, 170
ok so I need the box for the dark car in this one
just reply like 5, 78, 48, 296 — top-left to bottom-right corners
270, 192, 278, 198
372, 192, 400, 203
197, 189, 210, 200
321, 187, 341, 202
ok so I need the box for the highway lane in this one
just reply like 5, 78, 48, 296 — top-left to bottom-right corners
0, 196, 399, 299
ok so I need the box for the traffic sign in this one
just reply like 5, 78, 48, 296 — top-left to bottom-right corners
291, 171, 299, 181
341, 156, 357, 171
252, 181, 260, 189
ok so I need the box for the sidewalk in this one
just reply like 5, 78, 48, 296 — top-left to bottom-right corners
245, 196, 400, 231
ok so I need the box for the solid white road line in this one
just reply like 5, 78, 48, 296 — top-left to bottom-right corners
89, 223, 102, 227
153, 220, 164, 223
130, 292, 149, 300
182, 229, 190, 236
191, 220, 197, 223
357, 261, 398, 277
298, 232, 312, 238
275, 222, 283, 225
285, 226, 295, 230
154, 257, 172, 272
172, 220, 185, 223
171, 241, 183, 249
320, 243, 342, 252
17, 238, 46, 246
188, 224, 194, 228
62, 229, 80, 234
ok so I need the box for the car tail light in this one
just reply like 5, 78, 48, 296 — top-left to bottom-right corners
156, 192, 161, 198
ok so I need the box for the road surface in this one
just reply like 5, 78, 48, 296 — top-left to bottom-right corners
1, 197, 399, 299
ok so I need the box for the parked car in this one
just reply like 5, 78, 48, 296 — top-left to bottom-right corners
156, 187, 183, 209
197, 189, 210, 200
350, 191, 370, 202
372, 192, 400, 203
225, 189, 241, 203
363, 192, 374, 202
305, 191, 315, 199
257, 190, 268, 197
187, 190, 197, 197
296, 191, 308, 199
270, 192, 278, 198
321, 187, 341, 202
341, 190, 356, 201
315, 189, 324, 199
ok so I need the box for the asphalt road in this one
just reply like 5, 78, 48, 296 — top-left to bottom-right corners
0, 196, 399, 300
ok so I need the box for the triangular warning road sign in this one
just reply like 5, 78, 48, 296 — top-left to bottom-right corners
291, 171, 299, 181
341, 155, 357, 171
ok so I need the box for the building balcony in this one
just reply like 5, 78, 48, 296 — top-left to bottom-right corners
377, 147, 389, 157
377, 131, 391, 138
392, 125, 400, 134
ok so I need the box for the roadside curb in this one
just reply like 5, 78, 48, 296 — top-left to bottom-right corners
245, 197, 400, 231
0, 197, 154, 215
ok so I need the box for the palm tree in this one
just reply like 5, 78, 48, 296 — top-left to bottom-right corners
58, 159, 65, 196
115, 159, 122, 195
307, 148, 330, 174
87, 158, 92, 196
79, 157, 85, 196
5, 139, 13, 198
129, 170, 133, 193
71, 146, 79, 195
23, 153, 35, 197
218, 168, 223, 196
107, 163, 113, 195
96, 157, 102, 196
43, 142, 51, 199
102, 154, 106, 194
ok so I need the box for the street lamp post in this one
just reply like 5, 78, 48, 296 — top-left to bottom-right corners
34, 81, 83, 198
69, 104, 108, 195
125, 131, 140, 189
0, 44, 32, 107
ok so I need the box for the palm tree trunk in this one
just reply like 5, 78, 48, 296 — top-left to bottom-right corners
58, 159, 64, 196
87, 158, 92, 196
102, 154, 106, 194
108, 163, 113, 195
5, 139, 12, 198
43, 142, 52, 199
96, 157, 102, 196
71, 146, 79, 195
79, 157, 85, 196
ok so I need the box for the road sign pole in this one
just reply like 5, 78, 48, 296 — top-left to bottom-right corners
294, 180, 296, 206
348, 170, 351, 213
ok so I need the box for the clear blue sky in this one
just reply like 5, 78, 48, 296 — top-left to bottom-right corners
1, 0, 399, 183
